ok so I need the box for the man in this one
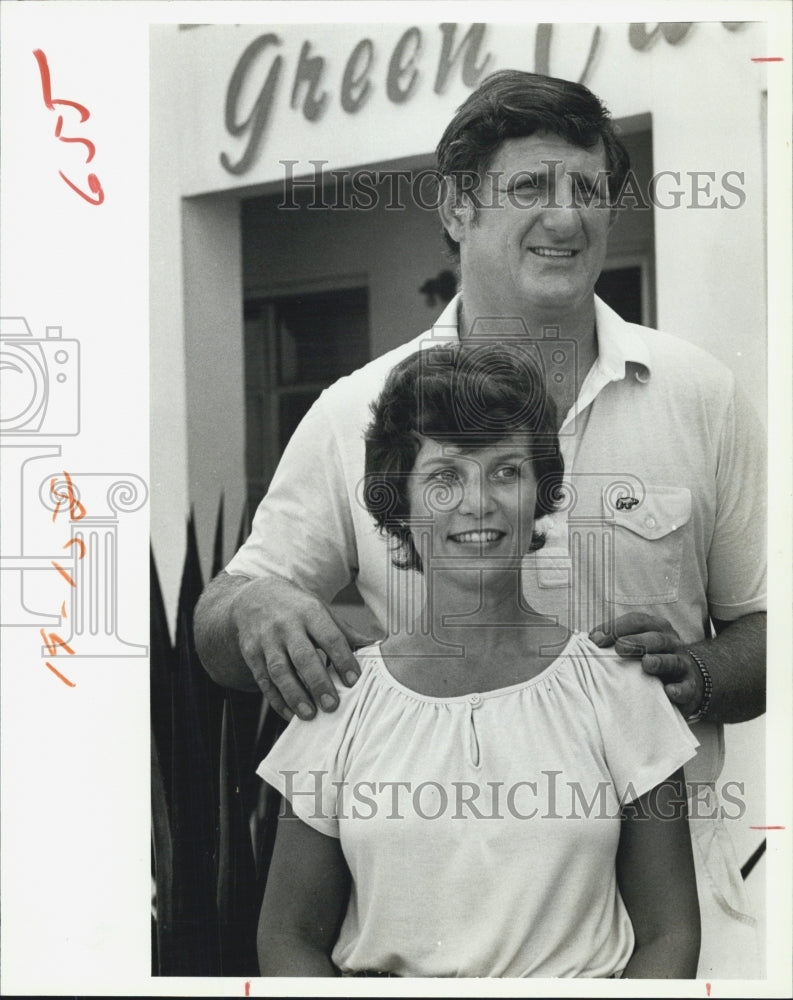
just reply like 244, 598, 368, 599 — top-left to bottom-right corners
194, 71, 766, 977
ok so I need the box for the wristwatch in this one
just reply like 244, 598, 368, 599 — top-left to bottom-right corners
685, 648, 713, 724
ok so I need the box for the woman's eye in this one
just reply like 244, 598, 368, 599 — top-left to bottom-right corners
492, 465, 519, 481
432, 469, 460, 483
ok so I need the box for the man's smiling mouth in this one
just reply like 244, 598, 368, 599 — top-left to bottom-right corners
529, 247, 578, 258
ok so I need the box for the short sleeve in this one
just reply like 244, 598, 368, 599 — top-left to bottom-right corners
226, 393, 358, 602
257, 680, 362, 838
707, 381, 767, 619
579, 645, 700, 803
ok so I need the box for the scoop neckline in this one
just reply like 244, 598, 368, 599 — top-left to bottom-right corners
357, 631, 585, 705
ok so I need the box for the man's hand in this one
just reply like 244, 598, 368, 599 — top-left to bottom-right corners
231, 576, 379, 720
194, 571, 382, 720
589, 612, 703, 718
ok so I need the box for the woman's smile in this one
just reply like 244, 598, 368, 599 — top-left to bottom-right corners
447, 529, 507, 545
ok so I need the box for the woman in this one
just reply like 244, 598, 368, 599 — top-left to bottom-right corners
256, 344, 701, 978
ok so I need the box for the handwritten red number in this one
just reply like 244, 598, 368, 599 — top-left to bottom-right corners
40, 629, 76, 657
51, 561, 77, 587
50, 472, 87, 522
63, 537, 87, 559
42, 472, 85, 687
33, 48, 104, 205
58, 170, 104, 205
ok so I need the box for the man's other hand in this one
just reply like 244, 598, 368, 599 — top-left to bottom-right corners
589, 612, 704, 718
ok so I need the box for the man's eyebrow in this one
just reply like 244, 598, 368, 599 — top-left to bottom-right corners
505, 171, 540, 188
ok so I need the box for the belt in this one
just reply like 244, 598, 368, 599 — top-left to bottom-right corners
345, 970, 400, 977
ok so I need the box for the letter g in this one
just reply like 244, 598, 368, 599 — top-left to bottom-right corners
221, 33, 283, 176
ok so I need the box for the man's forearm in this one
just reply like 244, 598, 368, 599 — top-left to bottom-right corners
691, 611, 766, 724
193, 570, 261, 692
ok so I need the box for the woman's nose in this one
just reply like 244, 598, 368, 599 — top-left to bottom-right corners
459, 471, 496, 516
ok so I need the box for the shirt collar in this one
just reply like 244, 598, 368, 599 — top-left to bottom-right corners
593, 296, 652, 383
429, 293, 463, 342
431, 292, 652, 384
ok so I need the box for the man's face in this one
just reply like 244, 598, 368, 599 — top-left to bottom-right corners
449, 132, 613, 319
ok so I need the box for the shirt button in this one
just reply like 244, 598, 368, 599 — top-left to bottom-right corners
645, 515, 657, 528
469, 693, 481, 706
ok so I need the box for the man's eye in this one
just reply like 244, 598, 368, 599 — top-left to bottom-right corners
511, 177, 540, 196
432, 469, 460, 483
503, 173, 542, 203
572, 175, 608, 204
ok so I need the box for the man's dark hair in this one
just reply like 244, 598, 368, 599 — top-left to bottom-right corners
435, 69, 631, 259
363, 343, 564, 572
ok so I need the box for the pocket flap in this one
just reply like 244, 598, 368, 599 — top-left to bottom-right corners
604, 485, 692, 540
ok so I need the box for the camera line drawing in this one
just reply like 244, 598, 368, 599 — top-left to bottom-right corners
0, 316, 147, 656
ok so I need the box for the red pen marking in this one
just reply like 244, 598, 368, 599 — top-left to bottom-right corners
33, 48, 105, 205
42, 472, 87, 685
51, 561, 77, 587
244, 983, 251, 997
706, 984, 712, 997
54, 114, 96, 161
50, 472, 86, 522
40, 629, 75, 657
59, 170, 104, 206
63, 537, 87, 559
750, 825, 785, 830
751, 57, 784, 62
46, 661, 77, 687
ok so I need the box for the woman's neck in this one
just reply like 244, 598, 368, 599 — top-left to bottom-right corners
402, 565, 552, 653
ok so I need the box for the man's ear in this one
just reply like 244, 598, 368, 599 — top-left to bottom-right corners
438, 177, 469, 244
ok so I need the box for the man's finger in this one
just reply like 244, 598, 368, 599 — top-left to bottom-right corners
663, 680, 699, 715
590, 612, 676, 646
261, 640, 319, 719
237, 640, 294, 720
641, 653, 690, 681
286, 639, 342, 714
259, 678, 294, 722
319, 611, 384, 686
613, 629, 682, 656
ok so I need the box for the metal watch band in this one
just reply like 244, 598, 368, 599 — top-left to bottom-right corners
685, 648, 713, 724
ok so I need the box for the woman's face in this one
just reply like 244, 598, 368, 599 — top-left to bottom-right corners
406, 435, 538, 570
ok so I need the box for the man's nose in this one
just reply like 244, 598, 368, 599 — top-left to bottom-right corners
539, 177, 582, 238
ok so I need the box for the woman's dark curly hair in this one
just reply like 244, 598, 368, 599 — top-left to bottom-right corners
363, 343, 564, 572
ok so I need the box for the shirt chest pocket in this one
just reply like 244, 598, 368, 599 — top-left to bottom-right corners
607, 485, 692, 605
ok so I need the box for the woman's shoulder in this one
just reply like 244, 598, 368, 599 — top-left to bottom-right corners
561, 631, 694, 725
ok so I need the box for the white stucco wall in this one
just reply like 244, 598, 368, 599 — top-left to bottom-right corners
152, 22, 770, 618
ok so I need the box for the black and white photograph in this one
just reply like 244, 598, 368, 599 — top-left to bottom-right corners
1, 2, 791, 995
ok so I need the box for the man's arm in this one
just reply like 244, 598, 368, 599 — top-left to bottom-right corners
590, 610, 766, 723
194, 570, 376, 719
617, 768, 701, 978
